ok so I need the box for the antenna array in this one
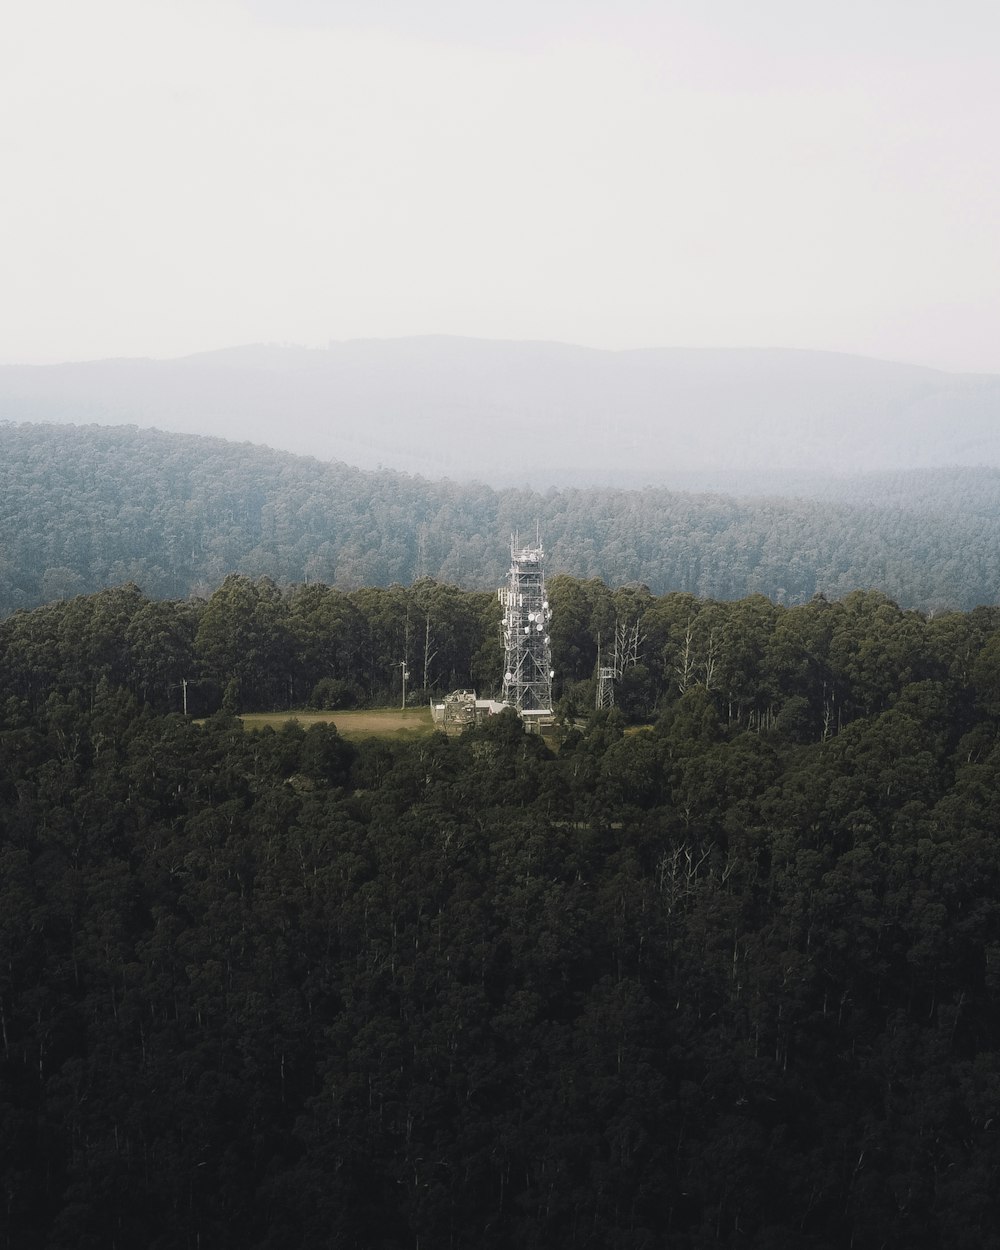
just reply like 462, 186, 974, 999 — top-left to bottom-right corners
499, 533, 554, 714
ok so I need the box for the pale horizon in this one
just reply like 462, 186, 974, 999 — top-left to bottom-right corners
4, 0, 999, 373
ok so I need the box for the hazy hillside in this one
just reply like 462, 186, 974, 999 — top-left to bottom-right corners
2, 422, 1000, 615
2, 338, 999, 485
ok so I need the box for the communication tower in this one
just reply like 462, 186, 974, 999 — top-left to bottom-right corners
499, 533, 553, 717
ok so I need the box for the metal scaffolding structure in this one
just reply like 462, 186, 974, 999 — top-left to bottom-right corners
499, 534, 553, 716
597, 619, 643, 710
596, 634, 617, 710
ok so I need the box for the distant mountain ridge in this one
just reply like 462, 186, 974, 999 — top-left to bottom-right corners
2, 337, 998, 486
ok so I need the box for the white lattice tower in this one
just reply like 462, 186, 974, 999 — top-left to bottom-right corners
499, 534, 553, 713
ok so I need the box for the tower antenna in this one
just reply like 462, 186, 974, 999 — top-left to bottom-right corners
498, 531, 554, 723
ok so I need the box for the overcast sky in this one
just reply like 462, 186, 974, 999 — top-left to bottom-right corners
3, 0, 998, 371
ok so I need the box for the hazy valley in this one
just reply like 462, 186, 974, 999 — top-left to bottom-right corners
3, 336, 999, 487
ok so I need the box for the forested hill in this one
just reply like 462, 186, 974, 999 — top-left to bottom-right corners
2, 421, 1000, 614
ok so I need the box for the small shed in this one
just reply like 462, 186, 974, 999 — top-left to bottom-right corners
431, 690, 505, 730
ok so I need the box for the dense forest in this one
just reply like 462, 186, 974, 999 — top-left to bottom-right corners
4, 578, 1000, 1245
4, 421, 1000, 614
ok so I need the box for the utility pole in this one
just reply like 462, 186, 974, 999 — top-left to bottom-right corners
181, 677, 189, 716
400, 659, 409, 710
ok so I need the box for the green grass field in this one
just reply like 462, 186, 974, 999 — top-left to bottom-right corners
239, 707, 436, 739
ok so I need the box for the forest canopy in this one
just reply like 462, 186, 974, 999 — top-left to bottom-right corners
4, 577, 1000, 1245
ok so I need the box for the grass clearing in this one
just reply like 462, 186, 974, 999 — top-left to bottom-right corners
239, 707, 436, 740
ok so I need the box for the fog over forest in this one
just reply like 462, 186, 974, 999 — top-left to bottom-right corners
5, 339, 1000, 1250
4, 422, 1000, 618
3, 337, 999, 488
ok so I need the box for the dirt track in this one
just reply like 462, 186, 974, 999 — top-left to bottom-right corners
239, 708, 434, 737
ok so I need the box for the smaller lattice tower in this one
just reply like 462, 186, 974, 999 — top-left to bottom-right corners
596, 634, 617, 710
499, 533, 553, 714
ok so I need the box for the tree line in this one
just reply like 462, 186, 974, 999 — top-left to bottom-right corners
4, 421, 1000, 615
5, 575, 1000, 739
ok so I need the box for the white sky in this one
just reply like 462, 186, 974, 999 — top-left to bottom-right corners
2, 0, 998, 371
